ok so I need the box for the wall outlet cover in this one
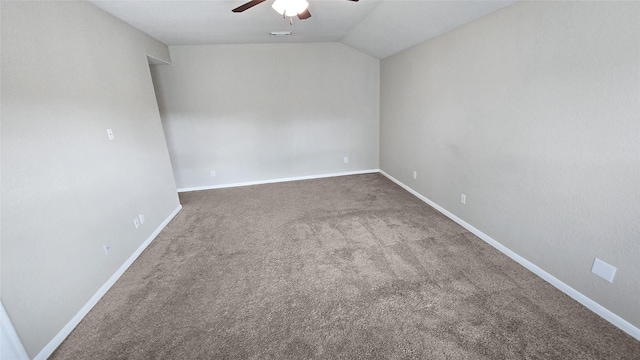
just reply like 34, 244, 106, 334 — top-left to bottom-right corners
591, 258, 616, 283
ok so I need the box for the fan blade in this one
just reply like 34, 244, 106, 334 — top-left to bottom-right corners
232, 0, 267, 13
298, 9, 311, 20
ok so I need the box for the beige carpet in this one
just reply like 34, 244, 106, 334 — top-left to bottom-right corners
51, 173, 640, 359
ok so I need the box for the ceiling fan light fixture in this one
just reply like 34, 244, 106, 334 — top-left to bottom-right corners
272, 0, 309, 17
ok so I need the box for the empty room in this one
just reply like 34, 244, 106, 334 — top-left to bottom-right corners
1, 0, 639, 359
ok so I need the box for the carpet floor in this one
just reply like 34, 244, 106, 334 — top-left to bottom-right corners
51, 173, 640, 359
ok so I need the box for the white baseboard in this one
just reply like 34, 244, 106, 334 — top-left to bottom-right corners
379, 170, 640, 341
34, 205, 183, 360
177, 169, 381, 193
1, 302, 30, 360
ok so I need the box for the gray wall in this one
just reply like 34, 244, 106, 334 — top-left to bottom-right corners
1, 1, 180, 357
151, 43, 380, 190
380, 1, 640, 329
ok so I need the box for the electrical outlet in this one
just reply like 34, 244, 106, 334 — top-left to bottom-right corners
344, 156, 349, 164
591, 258, 616, 283
103, 244, 111, 255
134, 218, 140, 229
210, 170, 216, 177
139, 213, 145, 225
460, 194, 466, 204
107, 129, 114, 141
413, 170, 417, 179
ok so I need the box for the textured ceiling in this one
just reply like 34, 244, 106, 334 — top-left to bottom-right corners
90, 0, 518, 59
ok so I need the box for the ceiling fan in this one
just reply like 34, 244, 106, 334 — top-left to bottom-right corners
232, 0, 359, 24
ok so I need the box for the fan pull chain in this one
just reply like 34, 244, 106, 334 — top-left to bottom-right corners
290, 17, 293, 25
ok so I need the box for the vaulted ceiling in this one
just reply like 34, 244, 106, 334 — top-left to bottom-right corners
90, 0, 518, 59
